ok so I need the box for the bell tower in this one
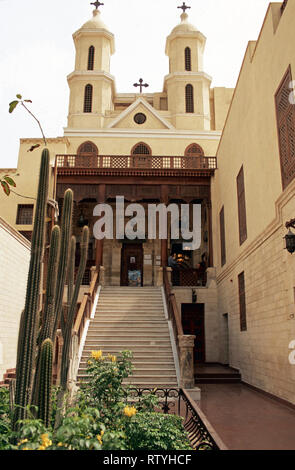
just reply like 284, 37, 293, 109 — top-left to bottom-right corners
164, 4, 212, 130
66, 4, 115, 130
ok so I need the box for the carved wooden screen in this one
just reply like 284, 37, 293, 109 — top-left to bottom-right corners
16, 204, 34, 225
238, 271, 247, 331
220, 206, 226, 267
237, 165, 247, 245
275, 66, 295, 190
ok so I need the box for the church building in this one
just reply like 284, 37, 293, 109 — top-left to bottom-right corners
1, 1, 295, 409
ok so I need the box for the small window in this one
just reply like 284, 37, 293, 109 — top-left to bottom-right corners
220, 206, 226, 267
185, 84, 194, 113
131, 143, 151, 155
77, 141, 98, 156
237, 166, 247, 245
88, 46, 95, 70
16, 205, 33, 225
185, 47, 191, 71
134, 113, 147, 125
185, 143, 204, 157
238, 272, 247, 331
84, 84, 93, 113
275, 65, 295, 190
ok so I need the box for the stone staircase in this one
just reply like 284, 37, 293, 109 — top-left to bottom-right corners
77, 286, 178, 387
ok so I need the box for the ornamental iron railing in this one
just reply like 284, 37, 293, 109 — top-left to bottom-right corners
127, 387, 227, 450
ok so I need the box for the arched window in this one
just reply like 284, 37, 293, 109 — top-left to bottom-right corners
185, 143, 204, 157
77, 141, 98, 156
185, 84, 194, 113
131, 142, 152, 155
185, 47, 191, 71
88, 46, 95, 70
84, 84, 93, 113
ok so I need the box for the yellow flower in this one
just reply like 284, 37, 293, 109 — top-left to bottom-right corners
124, 406, 137, 417
38, 445, 46, 451
91, 350, 103, 360
108, 354, 117, 362
57, 442, 64, 447
18, 439, 28, 446
21, 447, 30, 451
97, 435, 102, 445
100, 430, 104, 437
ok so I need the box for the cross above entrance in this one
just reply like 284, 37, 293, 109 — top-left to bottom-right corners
133, 78, 149, 94
90, 0, 104, 10
177, 2, 191, 14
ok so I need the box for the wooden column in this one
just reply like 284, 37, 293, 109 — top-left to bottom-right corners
95, 184, 106, 269
161, 185, 168, 267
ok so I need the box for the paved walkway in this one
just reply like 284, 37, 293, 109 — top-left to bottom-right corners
197, 383, 295, 450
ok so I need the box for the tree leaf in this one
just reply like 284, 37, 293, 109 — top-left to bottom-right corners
27, 144, 41, 152
3, 176, 16, 187
9, 101, 19, 113
1, 181, 10, 196
24, 99, 32, 103
16, 94, 22, 99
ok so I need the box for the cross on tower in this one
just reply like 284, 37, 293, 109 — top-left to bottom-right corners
90, 0, 104, 10
178, 2, 191, 14
133, 78, 149, 94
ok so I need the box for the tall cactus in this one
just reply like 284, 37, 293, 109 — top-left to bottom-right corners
32, 225, 60, 407
60, 227, 89, 389
13, 149, 49, 430
36, 339, 53, 428
51, 189, 73, 341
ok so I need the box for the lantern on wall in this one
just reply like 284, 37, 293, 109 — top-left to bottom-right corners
284, 219, 295, 254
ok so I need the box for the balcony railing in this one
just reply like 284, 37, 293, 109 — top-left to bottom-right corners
55, 154, 217, 171
172, 268, 207, 287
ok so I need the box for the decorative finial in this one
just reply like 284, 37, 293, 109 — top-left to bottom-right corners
177, 2, 191, 14
133, 78, 149, 94
91, 0, 104, 10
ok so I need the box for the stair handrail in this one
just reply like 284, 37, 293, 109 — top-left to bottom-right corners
163, 267, 183, 352
73, 267, 100, 344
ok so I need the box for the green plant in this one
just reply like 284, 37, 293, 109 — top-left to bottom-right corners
0, 387, 12, 450
36, 339, 53, 428
124, 412, 192, 450
13, 148, 49, 430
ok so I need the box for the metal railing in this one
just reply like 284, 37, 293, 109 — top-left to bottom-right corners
127, 387, 227, 450
55, 154, 217, 171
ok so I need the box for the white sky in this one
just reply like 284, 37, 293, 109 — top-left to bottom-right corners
0, 0, 271, 168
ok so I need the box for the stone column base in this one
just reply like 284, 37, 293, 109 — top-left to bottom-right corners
178, 334, 196, 389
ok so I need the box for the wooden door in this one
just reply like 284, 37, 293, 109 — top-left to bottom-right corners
120, 243, 143, 286
181, 304, 205, 363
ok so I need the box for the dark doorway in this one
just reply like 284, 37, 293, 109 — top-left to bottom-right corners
181, 304, 205, 363
120, 243, 144, 286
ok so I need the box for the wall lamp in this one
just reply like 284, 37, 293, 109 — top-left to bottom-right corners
284, 218, 295, 254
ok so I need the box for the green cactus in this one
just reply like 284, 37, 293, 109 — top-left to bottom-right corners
60, 226, 89, 389
51, 189, 73, 341
13, 149, 49, 430
36, 339, 53, 428
32, 225, 60, 407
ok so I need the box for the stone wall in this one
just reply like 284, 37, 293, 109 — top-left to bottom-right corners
172, 268, 219, 363
0, 217, 30, 380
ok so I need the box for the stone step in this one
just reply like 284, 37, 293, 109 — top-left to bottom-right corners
78, 373, 177, 383
81, 349, 174, 357
79, 361, 175, 369
89, 321, 168, 328
86, 332, 170, 339
84, 340, 172, 347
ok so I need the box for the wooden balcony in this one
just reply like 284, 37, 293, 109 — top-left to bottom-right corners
55, 154, 217, 178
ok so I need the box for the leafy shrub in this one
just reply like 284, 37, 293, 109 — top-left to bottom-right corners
125, 412, 192, 450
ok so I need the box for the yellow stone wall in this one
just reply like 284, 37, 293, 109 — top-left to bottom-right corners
211, 2, 295, 404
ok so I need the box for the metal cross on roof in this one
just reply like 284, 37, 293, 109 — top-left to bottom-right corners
178, 2, 191, 13
91, 0, 104, 10
133, 78, 149, 94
